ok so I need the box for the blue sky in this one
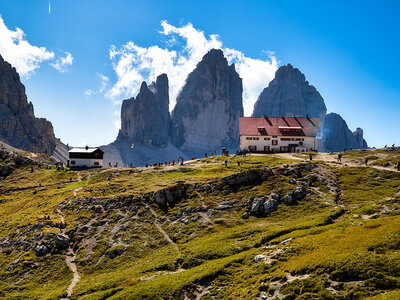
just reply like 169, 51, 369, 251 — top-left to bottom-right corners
0, 0, 399, 148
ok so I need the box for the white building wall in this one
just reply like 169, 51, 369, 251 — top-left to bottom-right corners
240, 136, 318, 152
69, 158, 103, 168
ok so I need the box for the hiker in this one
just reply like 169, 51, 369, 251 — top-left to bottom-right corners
365, 158, 369, 166
309, 153, 313, 161
109, 162, 111, 167
237, 161, 240, 167
205, 152, 208, 158
145, 163, 148, 168
338, 153, 342, 163
350, 147, 353, 151
224, 160, 228, 167
397, 161, 400, 171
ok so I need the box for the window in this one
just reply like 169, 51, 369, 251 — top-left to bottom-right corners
246, 137, 252, 140
272, 140, 278, 145
249, 145, 257, 152
94, 162, 99, 166
264, 137, 270, 140
71, 160, 76, 165
280, 146, 288, 152
254, 137, 259, 140
264, 146, 270, 152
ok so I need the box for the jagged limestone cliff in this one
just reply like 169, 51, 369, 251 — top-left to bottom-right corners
170, 49, 243, 152
323, 113, 368, 152
252, 64, 327, 119
0, 55, 56, 154
116, 74, 170, 148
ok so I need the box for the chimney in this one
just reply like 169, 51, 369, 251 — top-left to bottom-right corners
264, 115, 272, 126
294, 115, 304, 128
306, 115, 316, 127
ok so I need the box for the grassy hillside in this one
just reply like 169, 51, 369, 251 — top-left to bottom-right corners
0, 150, 399, 299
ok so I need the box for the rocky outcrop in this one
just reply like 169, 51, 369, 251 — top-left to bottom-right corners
244, 186, 307, 218
116, 74, 170, 148
0, 141, 37, 178
171, 49, 243, 152
153, 183, 187, 207
322, 113, 368, 152
0, 55, 56, 154
252, 64, 327, 119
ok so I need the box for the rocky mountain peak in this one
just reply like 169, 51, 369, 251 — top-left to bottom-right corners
116, 73, 170, 148
252, 64, 327, 119
322, 113, 367, 152
170, 48, 243, 151
0, 55, 56, 154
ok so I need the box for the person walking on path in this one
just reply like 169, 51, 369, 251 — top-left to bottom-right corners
365, 158, 369, 166
338, 153, 342, 163
224, 160, 228, 167
397, 161, 400, 171
309, 153, 313, 161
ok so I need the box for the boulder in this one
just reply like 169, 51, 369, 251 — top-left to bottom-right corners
220, 169, 263, 187
251, 197, 266, 216
152, 183, 187, 207
254, 254, 266, 262
35, 244, 50, 257
263, 199, 279, 214
284, 186, 306, 205
55, 234, 69, 251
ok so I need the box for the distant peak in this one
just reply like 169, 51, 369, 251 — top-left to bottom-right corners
200, 48, 226, 65
140, 81, 148, 92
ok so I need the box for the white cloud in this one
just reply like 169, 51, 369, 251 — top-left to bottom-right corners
0, 15, 73, 77
85, 73, 110, 96
50, 52, 73, 73
0, 15, 54, 77
107, 21, 278, 115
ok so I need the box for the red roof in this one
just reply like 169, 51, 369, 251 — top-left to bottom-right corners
239, 116, 320, 137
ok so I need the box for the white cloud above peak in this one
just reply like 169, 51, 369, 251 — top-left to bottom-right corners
107, 21, 278, 115
50, 52, 74, 73
0, 16, 73, 77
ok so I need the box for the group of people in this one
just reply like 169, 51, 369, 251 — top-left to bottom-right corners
145, 159, 183, 168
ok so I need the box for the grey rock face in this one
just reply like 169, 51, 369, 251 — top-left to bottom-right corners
152, 183, 187, 207
250, 197, 266, 216
55, 234, 69, 251
252, 64, 327, 119
0, 55, 56, 154
322, 113, 368, 152
116, 74, 170, 148
171, 49, 243, 151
